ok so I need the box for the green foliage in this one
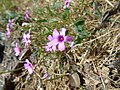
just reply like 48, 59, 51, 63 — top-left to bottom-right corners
62, 8, 70, 20
73, 19, 90, 43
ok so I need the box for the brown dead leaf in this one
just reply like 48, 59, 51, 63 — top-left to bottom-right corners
69, 73, 80, 88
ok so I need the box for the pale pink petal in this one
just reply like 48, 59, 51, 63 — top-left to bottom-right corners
14, 43, 21, 56
52, 45, 56, 51
47, 35, 53, 41
26, 34, 30, 39
47, 39, 58, 47
43, 72, 49, 79
53, 29, 59, 38
58, 42, 65, 51
69, 41, 74, 47
28, 68, 33, 74
24, 59, 29, 66
44, 46, 52, 52
60, 28, 66, 36
24, 64, 28, 69
6, 24, 11, 38
65, 36, 72, 42
24, 10, 29, 21
6, 30, 10, 38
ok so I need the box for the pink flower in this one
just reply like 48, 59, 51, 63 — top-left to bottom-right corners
42, 72, 49, 79
14, 43, 21, 56
6, 19, 14, 38
6, 24, 11, 38
63, 0, 71, 9
46, 28, 72, 51
24, 10, 29, 21
24, 59, 33, 74
22, 30, 31, 47
8, 18, 14, 28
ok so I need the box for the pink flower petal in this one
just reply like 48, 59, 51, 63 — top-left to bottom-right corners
52, 45, 56, 51
47, 39, 58, 47
58, 42, 65, 51
26, 59, 30, 63
26, 34, 30, 38
43, 72, 49, 79
24, 63, 28, 69
28, 68, 33, 74
14, 43, 21, 56
60, 28, 66, 36
24, 10, 29, 21
69, 41, 74, 47
44, 46, 52, 52
47, 35, 53, 41
53, 29, 59, 38
65, 36, 72, 42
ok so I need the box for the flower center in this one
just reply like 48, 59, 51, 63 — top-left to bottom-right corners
58, 35, 64, 42
66, 2, 69, 6
26, 37, 29, 41
28, 63, 32, 68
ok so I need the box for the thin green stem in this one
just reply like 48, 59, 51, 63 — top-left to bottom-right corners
45, 73, 70, 81
0, 67, 23, 75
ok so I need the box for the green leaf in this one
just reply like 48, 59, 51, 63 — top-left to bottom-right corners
5, 10, 17, 19
49, 18, 58, 23
36, 19, 48, 23
62, 13, 67, 20
52, 2, 63, 9
73, 19, 90, 43
73, 25, 79, 34
74, 19, 84, 26
73, 19, 85, 34
78, 25, 84, 32
64, 8, 70, 14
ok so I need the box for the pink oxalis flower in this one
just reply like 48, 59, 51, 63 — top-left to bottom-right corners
14, 43, 21, 56
63, 0, 71, 9
24, 59, 33, 74
42, 72, 49, 79
24, 10, 29, 21
6, 24, 11, 38
8, 18, 14, 28
45, 28, 72, 52
6, 19, 14, 38
22, 30, 31, 47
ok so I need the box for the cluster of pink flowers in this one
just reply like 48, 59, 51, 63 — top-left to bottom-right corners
13, 30, 32, 74
14, 30, 31, 56
8, 10, 33, 74
45, 28, 73, 52
6, 0, 73, 75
